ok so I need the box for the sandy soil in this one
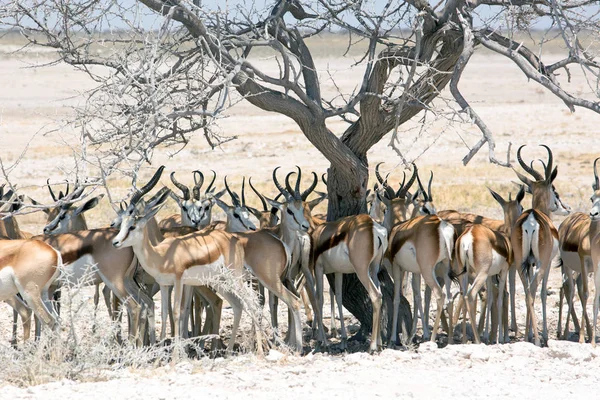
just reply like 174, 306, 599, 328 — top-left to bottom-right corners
1, 39, 600, 397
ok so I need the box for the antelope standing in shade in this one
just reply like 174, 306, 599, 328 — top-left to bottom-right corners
159, 170, 218, 230
511, 144, 570, 346
452, 186, 524, 344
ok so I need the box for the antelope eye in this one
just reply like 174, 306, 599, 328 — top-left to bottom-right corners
205, 205, 210, 210
182, 206, 187, 212
286, 209, 293, 215
59, 215, 65, 220
129, 225, 136, 231
233, 213, 240, 219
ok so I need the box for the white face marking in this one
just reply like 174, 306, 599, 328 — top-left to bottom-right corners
591, 193, 600, 220
284, 201, 309, 231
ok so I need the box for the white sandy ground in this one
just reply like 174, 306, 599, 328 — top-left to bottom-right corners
2, 341, 600, 399
2, 41, 600, 397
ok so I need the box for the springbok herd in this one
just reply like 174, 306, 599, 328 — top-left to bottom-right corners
1, 144, 600, 355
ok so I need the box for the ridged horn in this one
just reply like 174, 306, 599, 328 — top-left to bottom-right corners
249, 177, 268, 211
427, 171, 434, 201
301, 172, 318, 201
47, 179, 57, 202
193, 170, 204, 200
224, 176, 240, 207
517, 145, 542, 181
273, 167, 291, 200
540, 144, 553, 181
131, 166, 165, 205
594, 157, 600, 190
170, 172, 190, 200
205, 170, 217, 194
241, 177, 246, 206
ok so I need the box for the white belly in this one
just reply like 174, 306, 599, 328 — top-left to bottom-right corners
319, 243, 355, 274
489, 249, 508, 276
182, 256, 226, 286
61, 254, 102, 286
561, 250, 582, 274
0, 267, 18, 301
394, 240, 420, 274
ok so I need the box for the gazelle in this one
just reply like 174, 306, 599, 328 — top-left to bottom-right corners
212, 194, 304, 351
557, 157, 600, 342
452, 186, 524, 344
385, 213, 455, 344
511, 144, 570, 346
311, 214, 387, 352
0, 238, 62, 336
159, 170, 218, 230
112, 167, 264, 352
1, 189, 36, 344
587, 159, 600, 345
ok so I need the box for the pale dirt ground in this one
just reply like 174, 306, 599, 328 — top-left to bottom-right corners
1, 39, 600, 398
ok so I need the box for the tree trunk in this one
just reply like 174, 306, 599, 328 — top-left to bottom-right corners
325, 160, 412, 345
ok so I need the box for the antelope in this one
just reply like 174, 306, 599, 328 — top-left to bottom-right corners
112, 167, 266, 353
212, 194, 304, 351
159, 170, 217, 230
0, 238, 62, 336
385, 213, 455, 344
511, 144, 570, 346
37, 178, 161, 345
587, 159, 600, 345
263, 167, 321, 338
556, 158, 600, 342
452, 186, 524, 344
311, 213, 387, 352
1, 189, 36, 344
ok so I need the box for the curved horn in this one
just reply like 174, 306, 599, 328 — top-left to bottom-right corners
192, 170, 204, 200
528, 160, 545, 181
395, 171, 407, 198
47, 179, 57, 202
131, 165, 165, 205
241, 177, 246, 206
205, 170, 217, 194
375, 163, 387, 186
517, 145, 541, 180
285, 171, 295, 196
64, 180, 70, 198
540, 144, 553, 181
249, 177, 268, 211
415, 168, 429, 202
224, 176, 240, 207
170, 172, 190, 200
322, 173, 327, 186
398, 163, 418, 198
294, 166, 302, 200
427, 171, 434, 201
301, 172, 318, 201
272, 167, 291, 200
594, 157, 600, 190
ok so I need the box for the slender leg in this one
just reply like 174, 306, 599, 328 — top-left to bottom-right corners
329, 285, 337, 339
160, 285, 169, 340
219, 291, 243, 353
171, 281, 183, 338
592, 263, 600, 346
411, 274, 425, 339
509, 267, 518, 334
334, 273, 347, 350
390, 264, 402, 345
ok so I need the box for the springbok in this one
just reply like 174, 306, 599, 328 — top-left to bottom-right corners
0, 238, 62, 336
511, 144, 570, 346
452, 186, 524, 344
557, 157, 600, 342
159, 170, 217, 230
112, 167, 268, 352
311, 213, 388, 352
587, 159, 600, 345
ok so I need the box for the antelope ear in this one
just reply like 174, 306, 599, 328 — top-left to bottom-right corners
29, 197, 50, 215
487, 188, 505, 206
210, 189, 227, 202
247, 206, 262, 220
513, 169, 533, 189
74, 194, 104, 216
169, 192, 183, 207
306, 193, 326, 210
265, 196, 284, 211
212, 196, 231, 212
376, 190, 390, 207
141, 189, 171, 223
516, 185, 526, 203
550, 166, 558, 183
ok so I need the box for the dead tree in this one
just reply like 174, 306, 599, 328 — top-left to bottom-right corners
3, 0, 599, 343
